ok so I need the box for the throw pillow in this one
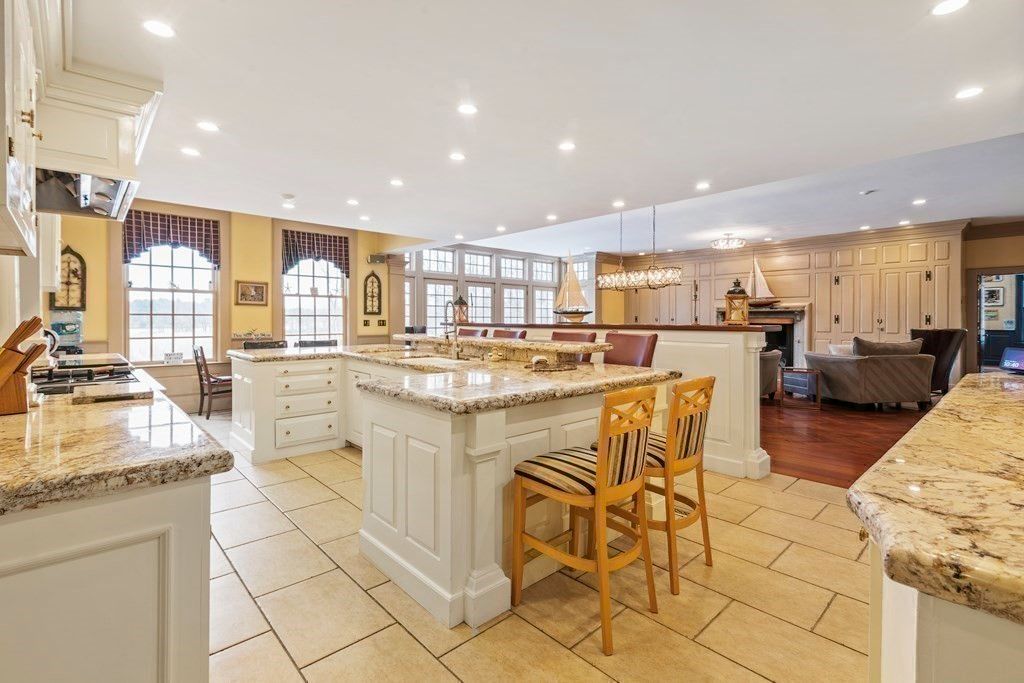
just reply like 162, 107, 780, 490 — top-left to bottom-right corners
851, 337, 923, 356
828, 343, 854, 356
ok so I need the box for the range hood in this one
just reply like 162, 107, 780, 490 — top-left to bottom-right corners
35, 169, 139, 221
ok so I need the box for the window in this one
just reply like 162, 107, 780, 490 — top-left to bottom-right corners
532, 261, 554, 282
282, 258, 346, 347
466, 285, 493, 323
534, 288, 555, 324
404, 278, 413, 329
425, 281, 454, 336
501, 256, 525, 279
503, 286, 526, 324
404, 253, 413, 271
127, 245, 215, 363
463, 253, 492, 277
572, 261, 590, 282
422, 249, 455, 274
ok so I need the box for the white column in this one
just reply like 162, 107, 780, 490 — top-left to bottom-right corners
743, 335, 771, 478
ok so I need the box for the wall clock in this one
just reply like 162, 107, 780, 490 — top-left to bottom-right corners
50, 246, 87, 311
363, 271, 382, 315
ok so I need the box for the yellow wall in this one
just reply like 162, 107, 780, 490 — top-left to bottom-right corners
55, 215, 109, 341
597, 260, 625, 324
355, 231, 389, 336
230, 213, 274, 334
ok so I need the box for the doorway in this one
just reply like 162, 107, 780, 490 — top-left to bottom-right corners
968, 270, 1024, 371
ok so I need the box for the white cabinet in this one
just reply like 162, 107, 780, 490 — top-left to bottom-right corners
346, 369, 370, 446
37, 211, 59, 291
0, 0, 37, 256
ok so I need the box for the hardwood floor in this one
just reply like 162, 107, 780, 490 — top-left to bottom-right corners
760, 396, 928, 488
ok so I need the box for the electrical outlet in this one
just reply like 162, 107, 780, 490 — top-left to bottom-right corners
362, 319, 369, 327
377, 319, 387, 327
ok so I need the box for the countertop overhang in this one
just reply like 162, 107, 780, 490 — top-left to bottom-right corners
848, 372, 1024, 624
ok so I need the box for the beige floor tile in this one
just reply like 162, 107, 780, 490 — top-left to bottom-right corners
209, 632, 303, 682
369, 581, 508, 656
718, 481, 827, 518
672, 468, 737, 494
679, 516, 790, 566
211, 537, 233, 578
226, 529, 336, 596
814, 595, 869, 654
697, 602, 867, 683
260, 477, 338, 512
441, 615, 610, 681
727, 471, 798, 491
785, 478, 849, 506
574, 608, 765, 682
286, 497, 362, 544
287, 450, 342, 467
741, 508, 866, 560
303, 624, 456, 682
209, 573, 270, 654
236, 460, 308, 487
675, 484, 760, 524
681, 551, 832, 629
320, 533, 387, 589
330, 479, 363, 508
579, 561, 730, 638
770, 544, 870, 602
333, 446, 363, 466
211, 468, 245, 485
211, 478, 266, 513
815, 503, 863, 531
212, 501, 296, 549
858, 544, 871, 564
301, 458, 362, 485
613, 527, 705, 573
257, 570, 394, 667
513, 571, 624, 647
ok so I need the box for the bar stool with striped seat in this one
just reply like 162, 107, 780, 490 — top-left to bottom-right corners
643, 376, 715, 593
511, 385, 659, 656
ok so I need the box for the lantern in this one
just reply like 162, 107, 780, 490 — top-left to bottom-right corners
724, 279, 749, 325
453, 293, 470, 324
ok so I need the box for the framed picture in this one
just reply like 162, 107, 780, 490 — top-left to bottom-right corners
983, 275, 1004, 283
984, 309, 998, 321
50, 246, 87, 311
235, 280, 268, 306
363, 271, 382, 315
983, 287, 1004, 307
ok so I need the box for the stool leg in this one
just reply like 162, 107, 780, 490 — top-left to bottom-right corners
570, 506, 582, 557
636, 489, 659, 614
594, 500, 614, 656
695, 463, 713, 567
663, 469, 680, 595
511, 476, 526, 606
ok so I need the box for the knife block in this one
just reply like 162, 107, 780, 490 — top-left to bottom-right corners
0, 348, 30, 416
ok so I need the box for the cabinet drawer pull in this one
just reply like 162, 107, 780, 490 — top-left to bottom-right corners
327, 380, 332, 385
283, 369, 289, 374
284, 384, 290, 389
328, 424, 333, 429
285, 430, 292, 436
328, 366, 333, 371
327, 400, 332, 405
285, 405, 290, 410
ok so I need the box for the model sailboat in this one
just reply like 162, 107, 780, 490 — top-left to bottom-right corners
746, 258, 781, 308
553, 253, 593, 323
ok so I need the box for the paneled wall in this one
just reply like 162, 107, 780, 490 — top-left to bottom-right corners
620, 222, 964, 354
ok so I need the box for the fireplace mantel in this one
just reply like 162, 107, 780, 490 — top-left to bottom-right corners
717, 303, 811, 367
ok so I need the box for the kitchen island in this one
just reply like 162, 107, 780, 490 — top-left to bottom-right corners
848, 372, 1024, 682
0, 371, 232, 682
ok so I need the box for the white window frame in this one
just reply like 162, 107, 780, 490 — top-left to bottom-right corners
422, 248, 456, 274
403, 276, 415, 329
534, 287, 556, 324
465, 282, 494, 323
500, 256, 526, 280
532, 260, 555, 282
463, 252, 493, 277
571, 260, 590, 282
281, 258, 348, 347
424, 279, 455, 336
502, 285, 527, 324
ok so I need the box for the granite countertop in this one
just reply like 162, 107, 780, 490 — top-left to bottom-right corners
392, 333, 613, 354
0, 378, 232, 516
227, 344, 417, 363
357, 361, 682, 414
848, 372, 1024, 624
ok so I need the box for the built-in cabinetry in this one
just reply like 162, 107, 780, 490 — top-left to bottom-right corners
37, 211, 59, 291
0, 0, 37, 256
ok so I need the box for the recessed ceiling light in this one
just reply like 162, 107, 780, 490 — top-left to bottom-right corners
282, 201, 295, 209
143, 20, 175, 37
764, 237, 773, 241
638, 252, 646, 256
390, 178, 404, 187
196, 121, 219, 132
495, 225, 506, 232
449, 151, 466, 161
612, 199, 625, 208
955, 86, 983, 99
457, 102, 477, 115
346, 198, 359, 206
359, 215, 370, 221
859, 225, 871, 230
932, 0, 969, 16
695, 180, 711, 191
912, 198, 927, 206
281, 193, 296, 209
546, 214, 557, 221
558, 140, 576, 151
180, 147, 200, 157
899, 220, 911, 226
666, 248, 674, 252
454, 233, 464, 240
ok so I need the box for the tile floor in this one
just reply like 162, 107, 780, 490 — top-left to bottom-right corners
197, 412, 869, 682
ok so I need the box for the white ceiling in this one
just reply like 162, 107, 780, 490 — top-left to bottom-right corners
69, 1, 1024, 246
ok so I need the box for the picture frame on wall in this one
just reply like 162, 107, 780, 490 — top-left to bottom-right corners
983, 274, 1004, 283
235, 280, 269, 306
984, 309, 999, 321
983, 287, 1004, 307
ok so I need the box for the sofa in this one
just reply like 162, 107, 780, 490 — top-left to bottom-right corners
759, 349, 782, 399
804, 337, 935, 409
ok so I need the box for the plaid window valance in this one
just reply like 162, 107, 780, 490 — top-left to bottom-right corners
281, 229, 350, 276
122, 210, 221, 268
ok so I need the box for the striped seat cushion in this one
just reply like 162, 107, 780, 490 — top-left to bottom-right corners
644, 410, 710, 469
514, 447, 600, 495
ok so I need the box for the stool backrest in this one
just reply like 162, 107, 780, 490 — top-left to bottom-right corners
604, 332, 658, 367
458, 328, 488, 337
551, 330, 597, 362
242, 339, 288, 350
493, 329, 527, 339
663, 376, 715, 471
595, 385, 657, 493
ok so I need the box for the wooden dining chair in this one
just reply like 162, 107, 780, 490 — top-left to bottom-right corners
551, 330, 598, 362
511, 384, 659, 656
604, 332, 658, 367
193, 345, 232, 419
492, 329, 527, 339
457, 328, 487, 337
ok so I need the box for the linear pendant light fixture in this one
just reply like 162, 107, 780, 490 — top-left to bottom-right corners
597, 206, 682, 291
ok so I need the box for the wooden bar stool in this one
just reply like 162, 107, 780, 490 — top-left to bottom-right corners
511, 385, 659, 656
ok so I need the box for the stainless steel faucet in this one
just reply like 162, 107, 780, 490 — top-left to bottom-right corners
443, 300, 460, 358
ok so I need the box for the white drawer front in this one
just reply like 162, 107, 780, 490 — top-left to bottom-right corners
275, 361, 339, 377
275, 373, 337, 396
275, 391, 339, 418
276, 413, 339, 448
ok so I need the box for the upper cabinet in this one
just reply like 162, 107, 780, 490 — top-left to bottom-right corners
0, 0, 38, 256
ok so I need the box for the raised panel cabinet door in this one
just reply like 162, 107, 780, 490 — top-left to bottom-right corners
837, 274, 856, 336
624, 288, 639, 323
857, 272, 878, 339
814, 272, 833, 334
658, 287, 674, 323
0, 0, 37, 255
675, 282, 695, 324
637, 287, 656, 324
880, 269, 904, 341
905, 270, 926, 332
931, 264, 951, 328
697, 278, 714, 324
